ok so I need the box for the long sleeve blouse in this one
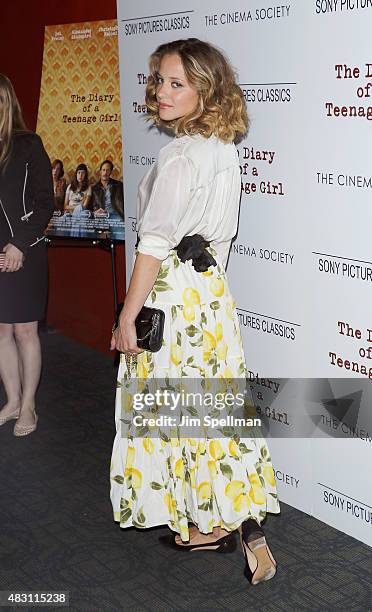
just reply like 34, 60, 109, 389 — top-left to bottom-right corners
136, 133, 241, 269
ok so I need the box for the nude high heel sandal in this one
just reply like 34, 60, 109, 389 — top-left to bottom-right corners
241, 519, 277, 585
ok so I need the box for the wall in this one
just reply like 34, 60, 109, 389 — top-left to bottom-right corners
0, 1, 124, 353
117, 0, 372, 547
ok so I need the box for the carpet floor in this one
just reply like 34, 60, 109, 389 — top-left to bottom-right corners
0, 332, 371, 611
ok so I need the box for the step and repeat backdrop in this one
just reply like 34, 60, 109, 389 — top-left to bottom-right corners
116, 0, 372, 546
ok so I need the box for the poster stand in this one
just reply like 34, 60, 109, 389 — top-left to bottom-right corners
45, 236, 122, 317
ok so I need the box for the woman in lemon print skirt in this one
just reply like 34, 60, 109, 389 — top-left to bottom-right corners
110, 38, 280, 585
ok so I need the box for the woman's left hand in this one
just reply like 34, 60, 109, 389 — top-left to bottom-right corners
1, 243, 24, 272
110, 318, 144, 354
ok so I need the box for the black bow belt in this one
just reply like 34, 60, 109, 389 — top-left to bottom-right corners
135, 233, 217, 273
175, 234, 217, 272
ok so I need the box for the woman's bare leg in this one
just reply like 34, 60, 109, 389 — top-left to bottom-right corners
0, 323, 21, 418
13, 321, 41, 427
175, 525, 231, 546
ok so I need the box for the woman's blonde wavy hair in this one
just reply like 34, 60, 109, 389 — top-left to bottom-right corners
0, 74, 27, 170
145, 38, 248, 143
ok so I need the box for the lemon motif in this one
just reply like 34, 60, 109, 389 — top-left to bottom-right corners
248, 473, 260, 487
182, 287, 201, 306
222, 366, 234, 379
125, 446, 135, 473
137, 379, 147, 393
131, 468, 142, 489
208, 460, 217, 479
143, 437, 154, 454
170, 437, 180, 448
198, 440, 206, 454
228, 439, 240, 458
189, 467, 196, 488
263, 465, 276, 487
164, 492, 171, 512
170, 343, 183, 366
203, 330, 217, 362
123, 393, 133, 412
249, 485, 266, 505
204, 378, 212, 392
175, 458, 184, 479
164, 492, 177, 515
233, 493, 251, 513
225, 480, 245, 500
197, 481, 212, 502
183, 305, 195, 321
203, 330, 217, 351
215, 323, 223, 342
226, 301, 233, 321
209, 440, 224, 460
202, 269, 213, 276
180, 525, 189, 541
209, 277, 225, 297
216, 342, 228, 360
137, 361, 148, 379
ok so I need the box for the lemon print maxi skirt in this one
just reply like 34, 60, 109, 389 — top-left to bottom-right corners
110, 248, 280, 541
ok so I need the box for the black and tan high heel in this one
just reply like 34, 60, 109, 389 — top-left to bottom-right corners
240, 519, 277, 585
159, 532, 237, 553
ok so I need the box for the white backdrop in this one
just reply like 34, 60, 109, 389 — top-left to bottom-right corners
116, 0, 372, 546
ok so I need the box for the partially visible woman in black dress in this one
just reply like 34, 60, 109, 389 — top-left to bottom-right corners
0, 74, 54, 436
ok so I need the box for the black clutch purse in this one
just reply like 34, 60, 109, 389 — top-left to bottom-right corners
113, 303, 165, 352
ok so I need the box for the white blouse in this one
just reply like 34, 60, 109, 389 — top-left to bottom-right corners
136, 133, 241, 269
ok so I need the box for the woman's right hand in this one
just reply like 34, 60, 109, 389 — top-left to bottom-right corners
110, 317, 143, 354
1, 243, 24, 272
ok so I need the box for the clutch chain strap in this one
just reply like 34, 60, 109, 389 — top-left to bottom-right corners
136, 312, 160, 341
125, 312, 160, 377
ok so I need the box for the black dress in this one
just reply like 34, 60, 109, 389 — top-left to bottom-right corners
0, 132, 54, 323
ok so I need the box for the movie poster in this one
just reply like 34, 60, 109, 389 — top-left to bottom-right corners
37, 20, 124, 241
